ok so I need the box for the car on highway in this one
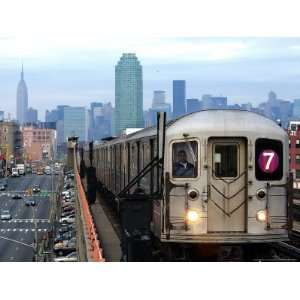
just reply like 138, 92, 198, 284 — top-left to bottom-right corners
25, 198, 36, 206
54, 240, 76, 256
12, 194, 22, 200
62, 202, 75, 209
54, 231, 76, 243
62, 206, 75, 213
11, 168, 19, 177
32, 185, 41, 193
54, 252, 78, 262
58, 224, 75, 234
61, 211, 75, 218
59, 216, 75, 224
0, 209, 12, 220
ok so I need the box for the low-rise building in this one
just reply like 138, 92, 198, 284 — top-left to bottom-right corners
22, 126, 57, 162
0, 121, 23, 174
288, 121, 300, 187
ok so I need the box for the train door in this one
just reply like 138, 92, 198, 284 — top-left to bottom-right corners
207, 138, 247, 232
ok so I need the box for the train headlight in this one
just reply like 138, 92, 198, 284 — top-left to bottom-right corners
256, 189, 266, 200
256, 210, 267, 222
186, 209, 200, 224
188, 189, 199, 200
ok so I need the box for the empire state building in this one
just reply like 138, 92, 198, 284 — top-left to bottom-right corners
16, 65, 28, 124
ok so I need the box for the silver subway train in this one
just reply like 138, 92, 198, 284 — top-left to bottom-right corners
85, 110, 291, 259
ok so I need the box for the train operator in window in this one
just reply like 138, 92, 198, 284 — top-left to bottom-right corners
173, 149, 195, 177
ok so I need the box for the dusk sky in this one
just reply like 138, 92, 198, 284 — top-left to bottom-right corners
0, 38, 300, 119
1, 2, 300, 120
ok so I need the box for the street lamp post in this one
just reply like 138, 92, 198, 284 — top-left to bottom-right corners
32, 205, 38, 261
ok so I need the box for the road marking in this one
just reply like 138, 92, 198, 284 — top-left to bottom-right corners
31, 229, 35, 232
7, 229, 10, 232
19, 229, 23, 232
13, 229, 16, 232
38, 229, 42, 232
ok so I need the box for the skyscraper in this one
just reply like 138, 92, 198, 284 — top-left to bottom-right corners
186, 98, 201, 113
27, 107, 38, 123
63, 106, 87, 142
293, 99, 300, 119
172, 80, 186, 118
148, 90, 172, 125
16, 65, 28, 124
115, 53, 144, 135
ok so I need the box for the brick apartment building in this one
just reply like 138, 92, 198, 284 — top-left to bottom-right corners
22, 126, 57, 162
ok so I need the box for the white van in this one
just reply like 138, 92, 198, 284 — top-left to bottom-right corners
11, 168, 19, 177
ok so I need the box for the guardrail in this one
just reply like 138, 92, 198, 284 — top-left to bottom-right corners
74, 156, 105, 262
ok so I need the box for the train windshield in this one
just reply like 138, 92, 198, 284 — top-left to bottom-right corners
172, 141, 198, 178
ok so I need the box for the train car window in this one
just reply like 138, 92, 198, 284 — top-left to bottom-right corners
255, 138, 283, 181
296, 139, 300, 148
172, 141, 198, 178
214, 144, 238, 178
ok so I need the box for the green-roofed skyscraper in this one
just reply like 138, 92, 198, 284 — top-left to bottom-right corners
115, 53, 144, 135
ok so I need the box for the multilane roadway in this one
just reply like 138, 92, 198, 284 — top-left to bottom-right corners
0, 174, 59, 262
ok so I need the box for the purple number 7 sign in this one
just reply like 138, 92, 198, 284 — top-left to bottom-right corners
258, 149, 279, 173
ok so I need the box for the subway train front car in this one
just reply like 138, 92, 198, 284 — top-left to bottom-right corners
154, 110, 289, 260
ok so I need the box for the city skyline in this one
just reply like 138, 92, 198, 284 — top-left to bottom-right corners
2, 38, 300, 120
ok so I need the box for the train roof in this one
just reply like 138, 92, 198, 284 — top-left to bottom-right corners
96, 109, 287, 146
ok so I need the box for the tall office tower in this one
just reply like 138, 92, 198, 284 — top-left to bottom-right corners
63, 107, 88, 142
26, 107, 38, 123
172, 80, 186, 118
201, 94, 213, 110
16, 65, 28, 124
115, 53, 144, 135
293, 99, 300, 119
153, 90, 166, 107
149, 90, 172, 125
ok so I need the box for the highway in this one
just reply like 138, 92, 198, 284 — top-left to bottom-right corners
0, 174, 59, 261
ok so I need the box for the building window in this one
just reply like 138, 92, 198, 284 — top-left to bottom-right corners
296, 170, 300, 179
296, 139, 300, 148
296, 155, 300, 164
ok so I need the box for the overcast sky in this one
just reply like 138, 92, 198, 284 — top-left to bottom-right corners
1, 1, 300, 120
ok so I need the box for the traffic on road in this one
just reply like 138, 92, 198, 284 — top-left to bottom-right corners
0, 173, 58, 261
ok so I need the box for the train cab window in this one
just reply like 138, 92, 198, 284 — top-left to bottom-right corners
214, 144, 238, 178
172, 141, 198, 178
255, 138, 283, 181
